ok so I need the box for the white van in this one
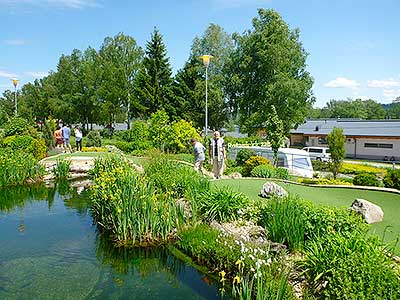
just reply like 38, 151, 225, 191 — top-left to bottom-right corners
229, 146, 314, 178
302, 147, 331, 162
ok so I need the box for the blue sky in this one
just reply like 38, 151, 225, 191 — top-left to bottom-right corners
0, 0, 399, 107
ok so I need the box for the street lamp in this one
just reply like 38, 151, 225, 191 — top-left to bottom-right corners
12, 78, 19, 115
200, 55, 213, 137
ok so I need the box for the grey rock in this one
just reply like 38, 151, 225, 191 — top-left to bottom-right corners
259, 182, 288, 199
350, 198, 384, 224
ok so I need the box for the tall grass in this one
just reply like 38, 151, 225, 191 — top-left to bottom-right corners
0, 149, 45, 187
90, 155, 185, 246
260, 196, 306, 251
52, 159, 71, 179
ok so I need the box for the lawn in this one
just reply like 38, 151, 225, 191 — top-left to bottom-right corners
213, 178, 400, 254
42, 152, 144, 166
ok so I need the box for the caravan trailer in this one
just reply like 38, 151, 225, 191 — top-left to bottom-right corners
229, 146, 314, 178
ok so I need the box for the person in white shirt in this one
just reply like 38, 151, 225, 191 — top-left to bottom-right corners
208, 131, 225, 179
191, 138, 205, 175
74, 126, 83, 152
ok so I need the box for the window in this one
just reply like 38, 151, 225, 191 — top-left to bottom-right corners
364, 143, 393, 149
318, 137, 327, 145
309, 148, 323, 153
293, 158, 310, 169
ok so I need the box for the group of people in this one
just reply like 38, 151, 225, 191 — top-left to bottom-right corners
54, 124, 83, 153
192, 130, 226, 179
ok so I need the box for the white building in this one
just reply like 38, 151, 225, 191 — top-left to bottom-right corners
290, 119, 400, 161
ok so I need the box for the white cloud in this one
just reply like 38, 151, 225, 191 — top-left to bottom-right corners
367, 79, 400, 88
0, 70, 17, 78
324, 77, 360, 88
24, 71, 49, 78
4, 39, 27, 46
0, 0, 100, 9
383, 89, 400, 100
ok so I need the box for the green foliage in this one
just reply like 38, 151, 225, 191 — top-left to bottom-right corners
327, 127, 346, 179
1, 135, 47, 160
353, 172, 382, 187
177, 224, 295, 299
0, 149, 45, 187
300, 233, 400, 299
298, 177, 353, 186
229, 9, 314, 135
383, 169, 400, 190
144, 154, 210, 200
85, 131, 102, 147
52, 159, 71, 179
242, 155, 270, 177
301, 202, 368, 240
311, 160, 330, 172
41, 119, 56, 149
90, 155, 184, 245
340, 162, 385, 175
251, 164, 275, 178
235, 148, 256, 166
169, 119, 201, 153
197, 187, 249, 222
148, 110, 171, 151
274, 167, 289, 180
265, 105, 285, 166
260, 196, 305, 251
3, 117, 29, 137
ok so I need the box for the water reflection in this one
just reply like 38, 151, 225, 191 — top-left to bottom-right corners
0, 182, 222, 300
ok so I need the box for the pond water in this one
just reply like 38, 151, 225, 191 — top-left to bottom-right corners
0, 182, 222, 300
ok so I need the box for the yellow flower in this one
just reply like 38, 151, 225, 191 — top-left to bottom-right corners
117, 208, 122, 213
233, 276, 241, 284
219, 270, 226, 278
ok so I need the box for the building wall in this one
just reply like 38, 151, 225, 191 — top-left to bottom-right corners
306, 135, 400, 160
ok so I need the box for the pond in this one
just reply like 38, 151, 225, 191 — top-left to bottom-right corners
0, 182, 222, 300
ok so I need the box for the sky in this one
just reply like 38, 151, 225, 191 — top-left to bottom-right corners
0, 0, 399, 107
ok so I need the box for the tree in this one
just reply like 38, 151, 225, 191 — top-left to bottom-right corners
136, 28, 176, 118
327, 127, 346, 179
229, 9, 314, 135
265, 105, 285, 166
98, 33, 143, 128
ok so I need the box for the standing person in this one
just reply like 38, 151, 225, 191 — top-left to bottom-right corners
54, 126, 63, 149
74, 126, 83, 152
191, 138, 205, 175
62, 124, 72, 153
209, 131, 225, 179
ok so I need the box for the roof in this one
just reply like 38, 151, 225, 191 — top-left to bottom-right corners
291, 119, 400, 137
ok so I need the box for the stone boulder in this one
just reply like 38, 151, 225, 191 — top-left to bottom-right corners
259, 182, 288, 199
350, 198, 384, 224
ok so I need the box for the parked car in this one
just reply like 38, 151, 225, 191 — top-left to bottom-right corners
302, 147, 331, 162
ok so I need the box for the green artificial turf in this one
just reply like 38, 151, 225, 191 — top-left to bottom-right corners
213, 178, 400, 254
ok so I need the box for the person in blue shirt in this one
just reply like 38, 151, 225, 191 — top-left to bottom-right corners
62, 124, 72, 153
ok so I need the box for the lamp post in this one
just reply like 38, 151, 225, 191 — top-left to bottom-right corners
12, 78, 19, 115
200, 55, 213, 137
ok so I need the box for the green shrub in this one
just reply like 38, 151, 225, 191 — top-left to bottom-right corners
115, 141, 152, 154
41, 119, 56, 149
274, 167, 289, 180
168, 119, 201, 153
0, 149, 45, 187
1, 135, 47, 160
242, 155, 271, 177
235, 148, 256, 166
260, 196, 305, 251
301, 202, 368, 241
197, 187, 249, 222
311, 160, 330, 172
119, 121, 150, 143
383, 169, 400, 190
300, 233, 400, 299
251, 164, 275, 178
3, 117, 29, 137
353, 172, 382, 187
52, 159, 71, 179
85, 131, 102, 147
